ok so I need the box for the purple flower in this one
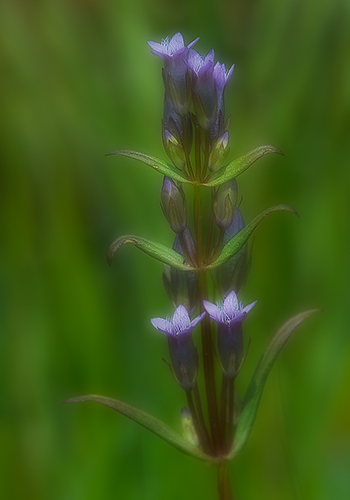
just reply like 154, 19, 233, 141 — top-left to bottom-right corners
151, 305, 205, 391
148, 32, 199, 60
148, 33, 199, 117
186, 49, 234, 138
151, 304, 205, 337
211, 61, 234, 140
186, 49, 216, 130
203, 291, 256, 378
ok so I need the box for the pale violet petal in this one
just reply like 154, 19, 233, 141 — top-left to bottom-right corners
224, 290, 239, 317
172, 305, 191, 333
150, 318, 170, 335
168, 32, 185, 53
203, 300, 221, 322
187, 37, 200, 50
190, 311, 206, 329
242, 300, 257, 315
147, 40, 164, 53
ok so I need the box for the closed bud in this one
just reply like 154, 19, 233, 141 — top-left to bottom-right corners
181, 408, 199, 446
213, 179, 238, 230
212, 208, 250, 298
163, 130, 186, 171
208, 131, 230, 172
161, 177, 187, 234
162, 67, 192, 117
163, 235, 199, 316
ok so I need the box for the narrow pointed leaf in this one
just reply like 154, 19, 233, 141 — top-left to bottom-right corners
107, 235, 194, 271
106, 150, 190, 183
204, 145, 283, 187
207, 205, 298, 270
228, 309, 321, 459
64, 394, 213, 462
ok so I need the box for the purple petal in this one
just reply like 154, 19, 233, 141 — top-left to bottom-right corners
168, 32, 185, 53
223, 290, 239, 317
190, 311, 206, 329
242, 300, 257, 315
150, 318, 170, 336
203, 300, 221, 322
188, 37, 200, 50
187, 49, 203, 73
172, 304, 191, 331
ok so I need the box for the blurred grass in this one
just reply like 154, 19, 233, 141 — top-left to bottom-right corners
1, 0, 349, 499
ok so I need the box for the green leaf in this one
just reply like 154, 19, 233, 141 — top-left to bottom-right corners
228, 309, 321, 459
204, 145, 283, 187
107, 235, 194, 271
64, 394, 213, 462
207, 205, 298, 270
106, 150, 190, 184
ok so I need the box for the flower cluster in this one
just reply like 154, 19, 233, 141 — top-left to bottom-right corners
148, 32, 234, 179
149, 34, 256, 453
69, 30, 313, 500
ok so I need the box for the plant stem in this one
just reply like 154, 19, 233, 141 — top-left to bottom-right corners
193, 382, 213, 454
220, 373, 230, 453
186, 390, 211, 455
227, 378, 235, 449
217, 462, 233, 500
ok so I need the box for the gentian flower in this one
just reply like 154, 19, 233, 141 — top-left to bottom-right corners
186, 49, 216, 130
203, 291, 256, 378
211, 61, 234, 140
148, 33, 199, 117
186, 49, 234, 138
151, 305, 205, 391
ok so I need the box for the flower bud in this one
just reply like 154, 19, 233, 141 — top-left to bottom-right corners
213, 179, 238, 230
163, 95, 193, 153
161, 177, 187, 234
162, 67, 192, 117
163, 235, 199, 316
181, 408, 199, 446
212, 208, 250, 298
163, 130, 186, 171
208, 132, 230, 172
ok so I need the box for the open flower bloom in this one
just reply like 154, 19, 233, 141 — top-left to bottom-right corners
151, 305, 205, 391
148, 33, 199, 117
186, 49, 234, 137
203, 291, 256, 378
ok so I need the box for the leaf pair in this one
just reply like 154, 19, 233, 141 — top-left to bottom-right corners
106, 144, 282, 187
64, 310, 319, 462
107, 205, 297, 271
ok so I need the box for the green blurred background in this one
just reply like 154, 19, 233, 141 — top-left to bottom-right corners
1, 0, 349, 498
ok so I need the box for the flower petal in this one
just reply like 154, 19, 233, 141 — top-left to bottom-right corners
190, 311, 206, 329
168, 32, 185, 53
242, 300, 257, 315
203, 300, 221, 322
224, 290, 239, 317
150, 318, 170, 336
172, 304, 191, 328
